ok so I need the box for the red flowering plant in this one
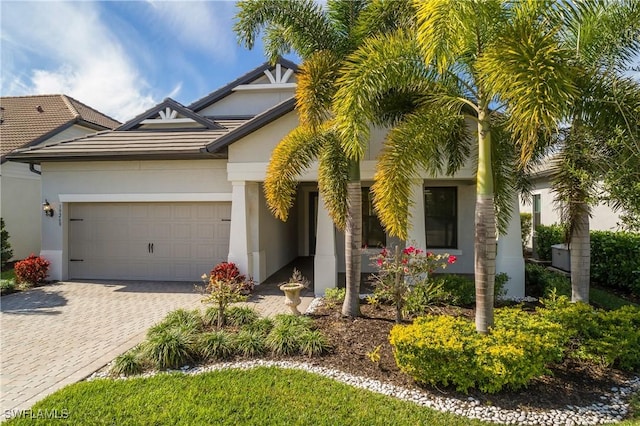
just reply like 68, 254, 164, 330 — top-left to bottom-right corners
370, 245, 456, 323
14, 254, 51, 288
201, 262, 254, 328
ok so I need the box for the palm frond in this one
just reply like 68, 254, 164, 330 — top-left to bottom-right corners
264, 125, 323, 221
326, 0, 368, 52
333, 30, 432, 160
317, 127, 350, 229
353, 0, 416, 42
262, 25, 293, 64
296, 51, 342, 128
234, 0, 338, 59
372, 105, 467, 239
476, 16, 577, 166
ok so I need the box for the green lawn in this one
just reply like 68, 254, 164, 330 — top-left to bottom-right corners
5, 367, 492, 425
0, 267, 15, 281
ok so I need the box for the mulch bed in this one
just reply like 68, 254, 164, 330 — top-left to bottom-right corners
292, 302, 636, 414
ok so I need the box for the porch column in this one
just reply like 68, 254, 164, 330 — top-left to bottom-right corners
496, 193, 525, 298
406, 179, 426, 249
314, 194, 337, 296
228, 181, 262, 281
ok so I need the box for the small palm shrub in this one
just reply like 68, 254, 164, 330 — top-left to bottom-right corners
143, 326, 197, 369
198, 331, 235, 360
234, 330, 266, 357
14, 254, 50, 287
226, 306, 259, 326
110, 349, 146, 377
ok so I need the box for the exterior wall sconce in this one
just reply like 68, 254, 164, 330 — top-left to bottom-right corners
43, 200, 54, 217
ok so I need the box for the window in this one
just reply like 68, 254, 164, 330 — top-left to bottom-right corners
532, 194, 541, 230
362, 188, 386, 248
424, 187, 457, 248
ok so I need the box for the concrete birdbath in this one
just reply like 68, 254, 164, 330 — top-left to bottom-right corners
279, 282, 305, 315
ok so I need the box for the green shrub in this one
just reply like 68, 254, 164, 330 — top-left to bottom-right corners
435, 275, 475, 306
234, 330, 266, 357
110, 349, 146, 377
241, 317, 274, 336
143, 327, 197, 369
404, 280, 453, 316
157, 309, 203, 333
539, 296, 640, 371
390, 309, 568, 393
198, 331, 235, 360
0, 279, 16, 293
524, 263, 570, 298
324, 287, 346, 308
534, 224, 565, 261
520, 212, 532, 250
203, 306, 221, 328
226, 306, 259, 327
1, 218, 13, 269
272, 314, 312, 329
266, 324, 302, 356
298, 330, 331, 357
590, 231, 640, 296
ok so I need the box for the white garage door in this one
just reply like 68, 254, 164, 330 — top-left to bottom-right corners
68, 202, 231, 281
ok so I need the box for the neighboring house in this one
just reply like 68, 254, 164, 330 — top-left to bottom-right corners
8, 59, 525, 297
0, 95, 120, 261
519, 163, 624, 248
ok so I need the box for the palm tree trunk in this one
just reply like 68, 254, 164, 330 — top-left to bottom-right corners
570, 206, 590, 302
342, 160, 362, 317
475, 104, 496, 334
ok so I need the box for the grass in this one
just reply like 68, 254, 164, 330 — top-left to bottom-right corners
590, 287, 639, 310
0, 267, 16, 281
4, 367, 490, 425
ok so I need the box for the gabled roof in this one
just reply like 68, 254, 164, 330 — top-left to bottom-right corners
189, 57, 298, 112
0, 94, 120, 160
117, 98, 223, 131
204, 97, 296, 153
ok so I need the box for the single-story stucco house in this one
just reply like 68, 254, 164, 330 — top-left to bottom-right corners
519, 162, 626, 249
0, 95, 120, 261
8, 58, 525, 297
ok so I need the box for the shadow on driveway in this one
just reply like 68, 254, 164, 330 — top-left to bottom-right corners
1, 286, 67, 315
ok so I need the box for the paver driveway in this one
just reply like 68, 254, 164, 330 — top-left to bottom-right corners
0, 280, 204, 417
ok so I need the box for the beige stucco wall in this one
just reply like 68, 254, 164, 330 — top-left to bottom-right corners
198, 90, 296, 117
258, 185, 298, 278
519, 176, 623, 237
0, 162, 41, 261
0, 125, 99, 261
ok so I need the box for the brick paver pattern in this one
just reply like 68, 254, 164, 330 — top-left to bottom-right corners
0, 280, 313, 418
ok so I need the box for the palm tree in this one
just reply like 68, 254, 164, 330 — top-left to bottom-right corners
549, 1, 640, 302
334, 0, 577, 333
234, 0, 415, 316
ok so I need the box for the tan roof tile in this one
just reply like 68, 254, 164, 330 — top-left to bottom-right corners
0, 95, 119, 158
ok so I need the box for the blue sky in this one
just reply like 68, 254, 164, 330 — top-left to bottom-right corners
1, 1, 292, 122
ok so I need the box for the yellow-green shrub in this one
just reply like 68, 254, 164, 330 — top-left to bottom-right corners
390, 309, 568, 393
539, 296, 640, 371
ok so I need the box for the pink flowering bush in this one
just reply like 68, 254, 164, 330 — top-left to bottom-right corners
371, 246, 456, 322
14, 254, 50, 287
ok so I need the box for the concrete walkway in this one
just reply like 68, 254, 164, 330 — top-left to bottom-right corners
0, 280, 314, 418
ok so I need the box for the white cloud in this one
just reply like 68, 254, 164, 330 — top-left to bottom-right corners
145, 0, 237, 61
0, 2, 157, 121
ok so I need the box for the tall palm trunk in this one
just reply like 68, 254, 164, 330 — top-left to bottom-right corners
475, 103, 496, 334
342, 159, 362, 317
570, 205, 590, 302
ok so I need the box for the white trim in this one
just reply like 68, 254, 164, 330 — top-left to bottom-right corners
58, 193, 232, 203
232, 83, 297, 91
140, 118, 196, 124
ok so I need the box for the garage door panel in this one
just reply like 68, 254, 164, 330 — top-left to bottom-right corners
69, 202, 231, 281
